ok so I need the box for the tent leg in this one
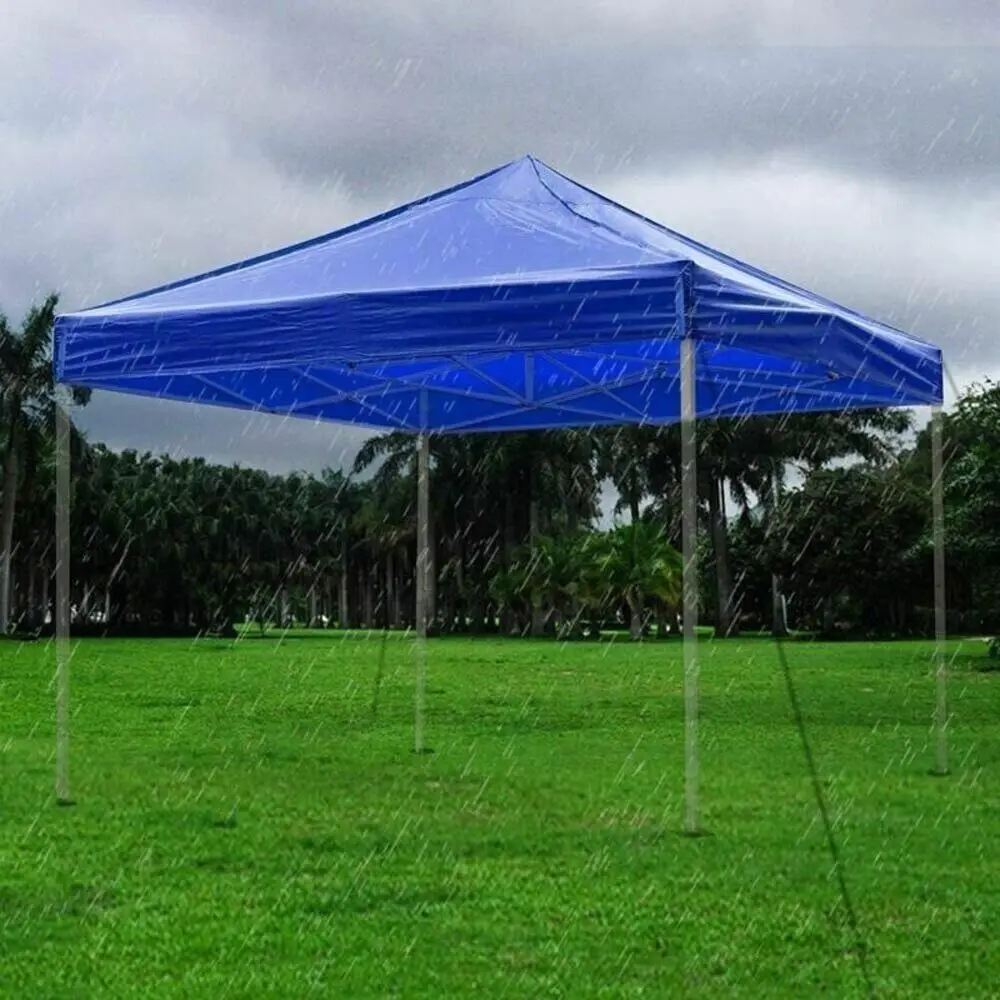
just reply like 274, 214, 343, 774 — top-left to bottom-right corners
55, 392, 72, 805
681, 337, 699, 834
931, 405, 948, 776
414, 431, 430, 755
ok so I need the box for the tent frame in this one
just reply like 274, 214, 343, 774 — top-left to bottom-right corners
52, 367, 950, 822
48, 153, 949, 818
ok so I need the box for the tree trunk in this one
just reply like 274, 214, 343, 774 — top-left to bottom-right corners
0, 425, 20, 634
629, 603, 643, 641
427, 517, 437, 627
501, 492, 516, 634
629, 487, 644, 641
769, 470, 788, 637
309, 587, 318, 627
629, 482, 641, 529
708, 473, 738, 637
529, 458, 545, 638
9, 562, 19, 626
339, 562, 350, 628
822, 596, 835, 635
455, 537, 464, 626
27, 565, 37, 628
376, 554, 387, 629
656, 604, 669, 639
387, 550, 401, 628
529, 498, 545, 638
772, 573, 788, 637
398, 546, 411, 628
361, 565, 373, 628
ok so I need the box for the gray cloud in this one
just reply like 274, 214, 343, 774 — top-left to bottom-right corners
1, 0, 998, 472
71, 1, 999, 194
605, 160, 1000, 390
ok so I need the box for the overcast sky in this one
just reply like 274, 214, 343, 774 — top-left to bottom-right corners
2, 1, 997, 475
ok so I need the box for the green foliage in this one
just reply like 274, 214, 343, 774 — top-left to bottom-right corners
488, 524, 682, 638
937, 381, 1000, 627
0, 295, 90, 631
53, 447, 357, 633
764, 463, 929, 634
0, 324, 970, 642
603, 521, 682, 619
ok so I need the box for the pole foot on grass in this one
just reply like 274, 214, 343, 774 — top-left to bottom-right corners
411, 747, 435, 756
56, 797, 76, 808
212, 808, 239, 829
929, 768, 951, 778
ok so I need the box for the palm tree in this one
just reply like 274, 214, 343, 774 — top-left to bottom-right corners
635, 410, 911, 639
0, 295, 90, 633
495, 431, 599, 635
603, 521, 683, 639
488, 531, 587, 637
595, 426, 657, 526
354, 432, 436, 626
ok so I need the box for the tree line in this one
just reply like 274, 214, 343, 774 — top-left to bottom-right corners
3, 296, 998, 640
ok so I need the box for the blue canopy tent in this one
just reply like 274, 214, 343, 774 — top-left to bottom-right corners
53, 155, 948, 828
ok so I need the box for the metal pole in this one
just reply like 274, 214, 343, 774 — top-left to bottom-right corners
931, 405, 948, 775
680, 336, 699, 834
55, 391, 72, 805
414, 428, 430, 754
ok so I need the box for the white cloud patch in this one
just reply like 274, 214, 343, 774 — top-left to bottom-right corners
606, 156, 1000, 396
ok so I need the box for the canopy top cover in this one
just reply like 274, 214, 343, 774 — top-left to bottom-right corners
54, 155, 943, 433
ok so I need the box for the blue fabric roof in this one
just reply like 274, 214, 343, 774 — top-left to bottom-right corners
54, 155, 943, 432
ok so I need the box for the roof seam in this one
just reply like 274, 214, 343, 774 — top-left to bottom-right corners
526, 157, 673, 263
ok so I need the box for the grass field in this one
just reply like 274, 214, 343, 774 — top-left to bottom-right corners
1, 633, 998, 998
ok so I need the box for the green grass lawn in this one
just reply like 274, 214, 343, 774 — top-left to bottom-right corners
1, 633, 998, 998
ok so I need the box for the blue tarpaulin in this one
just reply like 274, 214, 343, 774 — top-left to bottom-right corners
54, 155, 943, 431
